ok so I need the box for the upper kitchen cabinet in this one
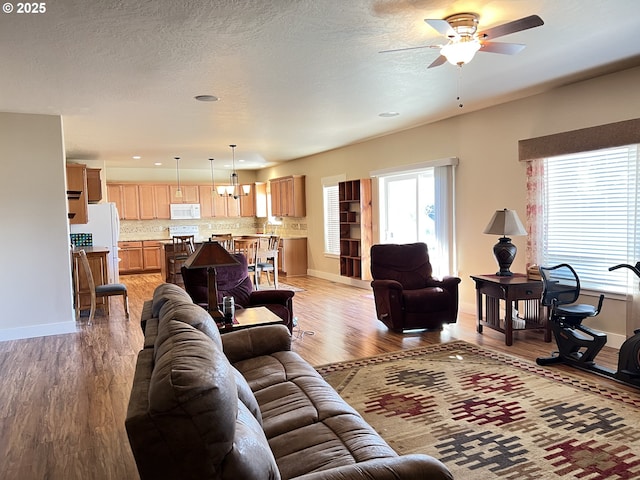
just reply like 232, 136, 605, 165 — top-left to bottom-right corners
139, 184, 170, 220
240, 182, 267, 218
66, 163, 88, 224
198, 185, 239, 218
86, 168, 102, 203
170, 185, 199, 204
270, 175, 305, 217
107, 183, 140, 220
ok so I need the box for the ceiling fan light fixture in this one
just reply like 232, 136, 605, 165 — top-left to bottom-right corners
441, 38, 481, 66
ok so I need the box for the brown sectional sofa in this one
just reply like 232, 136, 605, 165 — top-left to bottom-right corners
126, 283, 453, 480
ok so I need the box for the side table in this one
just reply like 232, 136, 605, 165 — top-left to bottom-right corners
217, 306, 284, 333
470, 274, 551, 346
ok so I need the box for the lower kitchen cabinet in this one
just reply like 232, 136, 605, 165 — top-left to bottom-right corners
278, 237, 307, 276
142, 241, 163, 271
119, 240, 164, 273
119, 241, 144, 273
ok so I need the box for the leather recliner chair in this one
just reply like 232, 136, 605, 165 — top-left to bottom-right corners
181, 253, 295, 332
370, 242, 460, 332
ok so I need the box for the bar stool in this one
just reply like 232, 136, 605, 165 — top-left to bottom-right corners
168, 235, 195, 284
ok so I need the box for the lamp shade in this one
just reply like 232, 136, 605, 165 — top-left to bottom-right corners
483, 209, 527, 237
183, 241, 239, 269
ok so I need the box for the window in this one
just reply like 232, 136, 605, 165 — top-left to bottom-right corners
372, 158, 457, 278
529, 145, 639, 293
322, 175, 345, 256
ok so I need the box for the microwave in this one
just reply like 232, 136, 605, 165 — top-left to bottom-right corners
170, 203, 201, 220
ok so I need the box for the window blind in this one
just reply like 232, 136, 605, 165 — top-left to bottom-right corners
542, 145, 639, 293
323, 185, 340, 255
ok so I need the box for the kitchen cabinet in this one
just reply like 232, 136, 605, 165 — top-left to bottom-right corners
240, 182, 267, 217
107, 183, 140, 220
279, 237, 307, 276
338, 178, 372, 281
142, 241, 163, 271
66, 163, 88, 224
270, 175, 305, 217
139, 185, 171, 219
199, 185, 240, 217
118, 241, 144, 273
170, 185, 199, 204
86, 168, 102, 203
119, 240, 163, 273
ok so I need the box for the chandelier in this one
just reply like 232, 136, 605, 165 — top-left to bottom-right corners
219, 144, 250, 199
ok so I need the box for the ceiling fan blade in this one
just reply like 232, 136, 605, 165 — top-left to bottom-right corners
480, 41, 526, 55
425, 18, 457, 38
379, 44, 439, 54
477, 14, 544, 40
427, 55, 448, 69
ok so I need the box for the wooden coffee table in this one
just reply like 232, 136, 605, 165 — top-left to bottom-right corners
218, 306, 283, 332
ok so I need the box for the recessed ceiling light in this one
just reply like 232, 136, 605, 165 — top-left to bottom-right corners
154, 162, 162, 166
195, 95, 220, 102
379, 112, 400, 118
132, 155, 141, 160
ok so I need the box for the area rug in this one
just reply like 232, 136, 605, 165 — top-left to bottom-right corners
316, 341, 640, 480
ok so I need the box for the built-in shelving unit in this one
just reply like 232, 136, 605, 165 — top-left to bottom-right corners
338, 178, 372, 280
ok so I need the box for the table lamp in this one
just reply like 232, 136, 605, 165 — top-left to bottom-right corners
183, 241, 240, 319
483, 208, 527, 276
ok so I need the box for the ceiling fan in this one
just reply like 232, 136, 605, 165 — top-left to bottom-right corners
382, 13, 544, 68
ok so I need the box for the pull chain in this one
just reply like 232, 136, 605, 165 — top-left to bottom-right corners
457, 65, 464, 108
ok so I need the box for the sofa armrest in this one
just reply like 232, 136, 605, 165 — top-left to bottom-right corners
293, 455, 453, 480
371, 279, 403, 291
370, 280, 405, 330
221, 324, 292, 364
425, 276, 461, 293
249, 289, 294, 305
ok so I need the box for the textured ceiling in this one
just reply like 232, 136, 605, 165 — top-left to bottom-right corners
1, 0, 640, 171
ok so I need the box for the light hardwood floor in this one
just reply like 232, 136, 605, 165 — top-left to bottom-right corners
0, 273, 626, 480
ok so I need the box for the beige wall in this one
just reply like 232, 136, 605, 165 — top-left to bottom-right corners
0, 112, 76, 340
256, 66, 640, 345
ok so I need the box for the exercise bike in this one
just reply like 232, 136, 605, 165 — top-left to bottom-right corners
536, 262, 640, 389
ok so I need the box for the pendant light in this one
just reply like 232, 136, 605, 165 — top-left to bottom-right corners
174, 156, 182, 198
225, 144, 250, 199
209, 158, 216, 194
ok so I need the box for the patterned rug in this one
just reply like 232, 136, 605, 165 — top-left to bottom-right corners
316, 341, 640, 480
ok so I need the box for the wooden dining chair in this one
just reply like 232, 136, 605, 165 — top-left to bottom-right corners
256, 235, 279, 289
168, 235, 195, 284
232, 237, 259, 288
74, 249, 129, 325
209, 233, 233, 251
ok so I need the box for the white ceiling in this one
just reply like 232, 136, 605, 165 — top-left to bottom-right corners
2, 0, 640, 171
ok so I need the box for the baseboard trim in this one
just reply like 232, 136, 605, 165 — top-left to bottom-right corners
459, 301, 625, 349
307, 269, 371, 290
0, 321, 77, 342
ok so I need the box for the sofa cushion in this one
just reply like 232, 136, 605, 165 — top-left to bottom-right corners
156, 299, 222, 349
232, 366, 263, 426
151, 282, 193, 317
403, 287, 451, 313
149, 320, 237, 477
269, 414, 397, 479
149, 320, 279, 479
222, 401, 280, 480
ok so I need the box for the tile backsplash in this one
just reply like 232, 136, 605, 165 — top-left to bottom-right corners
119, 217, 307, 241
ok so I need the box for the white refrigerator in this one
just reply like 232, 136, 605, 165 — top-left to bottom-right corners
70, 202, 121, 283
